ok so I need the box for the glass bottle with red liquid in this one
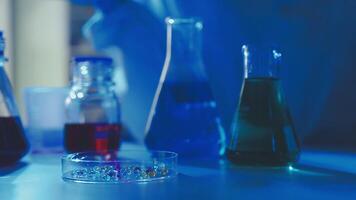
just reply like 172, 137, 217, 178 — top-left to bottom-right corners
226, 45, 300, 166
64, 57, 121, 153
0, 31, 29, 166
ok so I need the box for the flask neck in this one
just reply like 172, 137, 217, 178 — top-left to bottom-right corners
169, 25, 202, 64
242, 45, 282, 79
164, 18, 207, 82
0, 34, 5, 68
0, 56, 4, 68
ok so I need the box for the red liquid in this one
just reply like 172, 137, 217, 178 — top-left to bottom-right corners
64, 123, 121, 153
0, 116, 29, 166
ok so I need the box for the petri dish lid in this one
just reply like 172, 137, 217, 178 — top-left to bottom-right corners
62, 150, 178, 184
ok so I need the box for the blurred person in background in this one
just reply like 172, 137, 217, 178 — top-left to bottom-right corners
71, 0, 356, 151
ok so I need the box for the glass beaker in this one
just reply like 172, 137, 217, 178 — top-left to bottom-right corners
226, 45, 300, 166
0, 31, 29, 165
64, 56, 122, 153
144, 18, 226, 158
24, 87, 68, 154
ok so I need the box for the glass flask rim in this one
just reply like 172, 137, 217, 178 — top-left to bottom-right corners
241, 44, 283, 59
165, 17, 203, 27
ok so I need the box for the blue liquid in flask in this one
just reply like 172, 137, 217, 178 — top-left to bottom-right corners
144, 18, 225, 158
145, 81, 225, 158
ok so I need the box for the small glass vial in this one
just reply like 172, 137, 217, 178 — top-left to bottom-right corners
64, 56, 121, 153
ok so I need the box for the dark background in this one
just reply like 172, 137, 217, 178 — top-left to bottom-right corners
71, 0, 356, 151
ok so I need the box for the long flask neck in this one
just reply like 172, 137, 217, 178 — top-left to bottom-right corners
0, 34, 5, 68
164, 18, 207, 82
242, 45, 282, 79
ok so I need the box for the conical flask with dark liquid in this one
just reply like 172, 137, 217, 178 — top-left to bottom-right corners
226, 45, 300, 166
0, 31, 29, 166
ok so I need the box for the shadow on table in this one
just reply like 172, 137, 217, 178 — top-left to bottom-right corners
178, 158, 356, 188
291, 163, 356, 177
0, 161, 28, 176
226, 162, 356, 179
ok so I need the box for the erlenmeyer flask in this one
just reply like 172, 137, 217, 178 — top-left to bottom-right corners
0, 31, 28, 166
144, 18, 226, 158
226, 45, 300, 166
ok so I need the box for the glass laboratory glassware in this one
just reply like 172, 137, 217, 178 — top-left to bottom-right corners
226, 45, 300, 166
144, 18, 226, 158
24, 87, 68, 154
64, 57, 122, 153
0, 31, 29, 166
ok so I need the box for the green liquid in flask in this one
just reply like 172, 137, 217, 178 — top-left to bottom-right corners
226, 77, 300, 166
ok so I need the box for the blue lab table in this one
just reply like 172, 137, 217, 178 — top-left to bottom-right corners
1, 144, 356, 200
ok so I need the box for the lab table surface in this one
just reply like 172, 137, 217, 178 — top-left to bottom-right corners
1, 144, 356, 200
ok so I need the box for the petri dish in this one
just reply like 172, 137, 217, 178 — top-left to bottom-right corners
62, 150, 178, 184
